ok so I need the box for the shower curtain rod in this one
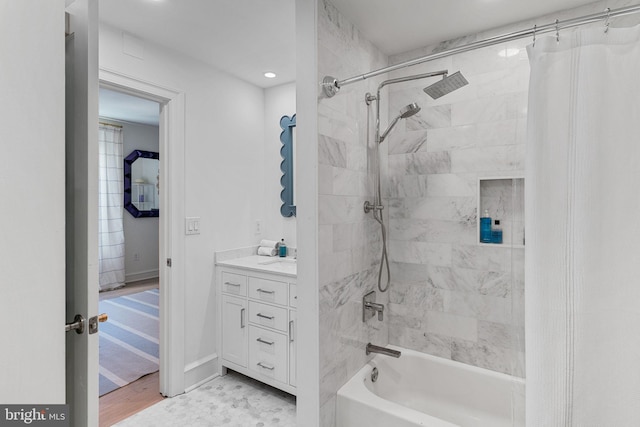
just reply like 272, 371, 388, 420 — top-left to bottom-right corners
322, 3, 640, 97
99, 121, 123, 128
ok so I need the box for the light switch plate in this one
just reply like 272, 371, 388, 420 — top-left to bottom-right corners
185, 217, 201, 235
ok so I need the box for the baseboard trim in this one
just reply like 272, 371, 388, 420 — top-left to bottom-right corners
125, 269, 159, 283
184, 353, 218, 393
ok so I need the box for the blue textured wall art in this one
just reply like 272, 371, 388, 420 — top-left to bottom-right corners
279, 114, 296, 217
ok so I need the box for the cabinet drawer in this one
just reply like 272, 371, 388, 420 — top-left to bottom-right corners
248, 277, 288, 306
248, 301, 288, 332
289, 284, 297, 308
221, 271, 247, 296
248, 326, 288, 384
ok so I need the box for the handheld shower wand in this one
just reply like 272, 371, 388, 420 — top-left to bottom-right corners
379, 103, 421, 142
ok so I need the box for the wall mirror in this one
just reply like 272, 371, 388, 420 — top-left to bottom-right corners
280, 114, 296, 217
124, 150, 159, 218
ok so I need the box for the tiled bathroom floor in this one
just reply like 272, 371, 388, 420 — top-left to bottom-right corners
114, 370, 296, 427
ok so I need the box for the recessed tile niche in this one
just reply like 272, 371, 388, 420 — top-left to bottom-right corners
478, 177, 525, 247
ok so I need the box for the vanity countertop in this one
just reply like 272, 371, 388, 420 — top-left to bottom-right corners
216, 255, 297, 278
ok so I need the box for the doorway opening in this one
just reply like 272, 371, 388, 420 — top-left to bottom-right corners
97, 87, 163, 425
97, 67, 187, 419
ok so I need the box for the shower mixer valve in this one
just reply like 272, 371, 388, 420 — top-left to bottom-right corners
363, 290, 384, 321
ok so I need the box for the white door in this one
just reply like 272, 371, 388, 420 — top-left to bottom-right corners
0, 0, 66, 405
221, 295, 248, 367
65, 0, 100, 425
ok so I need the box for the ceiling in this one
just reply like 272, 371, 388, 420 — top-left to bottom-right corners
329, 0, 601, 56
98, 0, 600, 123
99, 0, 296, 89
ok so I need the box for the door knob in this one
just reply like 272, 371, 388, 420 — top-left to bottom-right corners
65, 314, 85, 334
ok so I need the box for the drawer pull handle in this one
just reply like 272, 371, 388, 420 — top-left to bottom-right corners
289, 320, 294, 342
256, 313, 274, 320
225, 282, 241, 287
256, 337, 275, 346
240, 308, 245, 329
257, 288, 275, 294
257, 362, 275, 371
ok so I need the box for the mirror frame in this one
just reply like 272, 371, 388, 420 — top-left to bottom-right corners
279, 114, 296, 217
124, 149, 160, 218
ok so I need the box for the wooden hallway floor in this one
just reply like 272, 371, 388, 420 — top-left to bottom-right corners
99, 371, 164, 427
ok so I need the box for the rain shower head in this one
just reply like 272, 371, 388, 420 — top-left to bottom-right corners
423, 71, 468, 99
379, 102, 421, 143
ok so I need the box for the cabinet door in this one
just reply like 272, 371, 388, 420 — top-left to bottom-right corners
289, 310, 297, 387
222, 295, 247, 367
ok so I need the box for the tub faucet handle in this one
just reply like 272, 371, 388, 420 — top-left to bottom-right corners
364, 300, 385, 321
363, 290, 385, 322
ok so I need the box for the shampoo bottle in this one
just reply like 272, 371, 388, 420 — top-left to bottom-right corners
279, 239, 287, 257
491, 220, 503, 244
480, 209, 492, 243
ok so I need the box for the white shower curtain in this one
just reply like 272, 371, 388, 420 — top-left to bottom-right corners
526, 25, 640, 425
98, 124, 125, 291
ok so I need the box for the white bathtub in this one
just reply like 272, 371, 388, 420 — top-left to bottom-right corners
336, 345, 524, 427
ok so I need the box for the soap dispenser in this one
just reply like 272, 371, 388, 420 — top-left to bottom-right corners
480, 209, 492, 243
279, 238, 287, 257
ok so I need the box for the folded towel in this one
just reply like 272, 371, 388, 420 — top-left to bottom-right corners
259, 239, 280, 249
257, 246, 277, 257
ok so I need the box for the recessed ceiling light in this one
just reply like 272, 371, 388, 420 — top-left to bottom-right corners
264, 72, 277, 79
498, 48, 520, 58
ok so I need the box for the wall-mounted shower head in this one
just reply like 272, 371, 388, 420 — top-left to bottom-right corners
423, 71, 468, 99
379, 103, 421, 143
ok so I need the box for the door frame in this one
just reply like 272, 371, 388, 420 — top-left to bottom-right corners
99, 68, 186, 397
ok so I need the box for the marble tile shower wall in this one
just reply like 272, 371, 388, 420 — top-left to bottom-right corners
384, 38, 529, 377
317, 1, 389, 426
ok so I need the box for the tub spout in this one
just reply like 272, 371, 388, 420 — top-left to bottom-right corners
366, 343, 401, 358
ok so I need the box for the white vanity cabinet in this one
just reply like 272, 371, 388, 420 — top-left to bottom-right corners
216, 259, 297, 395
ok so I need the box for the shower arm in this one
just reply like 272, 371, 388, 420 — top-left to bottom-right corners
366, 70, 448, 208
370, 70, 448, 145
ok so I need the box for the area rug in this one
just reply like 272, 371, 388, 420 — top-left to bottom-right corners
99, 289, 159, 396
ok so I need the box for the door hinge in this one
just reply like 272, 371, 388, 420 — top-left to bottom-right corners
167, 258, 172, 267
65, 12, 71, 36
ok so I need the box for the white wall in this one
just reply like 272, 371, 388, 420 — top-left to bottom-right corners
264, 82, 297, 248
0, 0, 66, 403
101, 119, 160, 282
100, 23, 266, 389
